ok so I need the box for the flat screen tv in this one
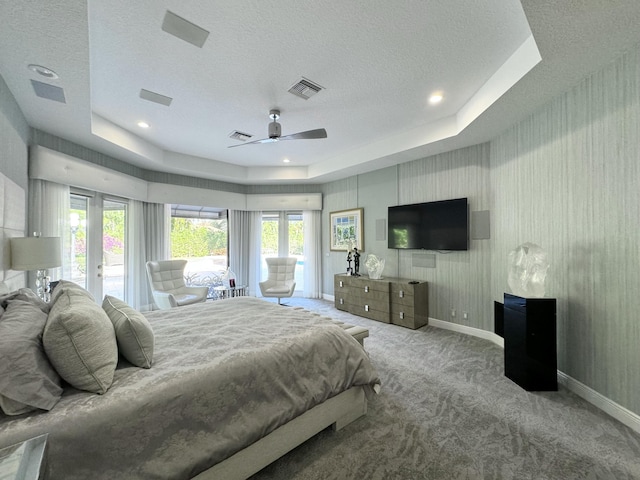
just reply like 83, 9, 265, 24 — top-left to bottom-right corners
388, 198, 468, 251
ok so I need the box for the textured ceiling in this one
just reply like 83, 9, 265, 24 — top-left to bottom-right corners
1, 1, 640, 184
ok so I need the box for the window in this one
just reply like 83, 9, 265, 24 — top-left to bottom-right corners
170, 205, 228, 283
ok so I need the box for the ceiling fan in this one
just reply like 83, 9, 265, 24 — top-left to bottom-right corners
228, 109, 327, 147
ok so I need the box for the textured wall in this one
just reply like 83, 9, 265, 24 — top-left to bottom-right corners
397, 144, 492, 329
322, 144, 492, 329
490, 46, 640, 414
321, 177, 359, 294
0, 75, 29, 191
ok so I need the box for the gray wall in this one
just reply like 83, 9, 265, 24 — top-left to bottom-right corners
322, 144, 492, 329
322, 44, 640, 416
490, 45, 640, 415
0, 74, 29, 191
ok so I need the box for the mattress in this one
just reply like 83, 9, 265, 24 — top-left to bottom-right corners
0, 296, 380, 479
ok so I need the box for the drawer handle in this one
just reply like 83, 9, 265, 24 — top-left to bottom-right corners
339, 298, 344, 305
400, 312, 404, 319
364, 286, 369, 293
399, 290, 404, 298
365, 305, 369, 312
339, 281, 343, 287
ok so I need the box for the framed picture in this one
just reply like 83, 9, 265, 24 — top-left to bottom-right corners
330, 208, 364, 251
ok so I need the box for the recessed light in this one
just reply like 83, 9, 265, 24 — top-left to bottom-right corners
429, 92, 444, 104
282, 158, 291, 163
137, 121, 150, 128
27, 64, 58, 79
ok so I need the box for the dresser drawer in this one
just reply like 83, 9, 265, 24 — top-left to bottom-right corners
334, 276, 351, 311
348, 303, 391, 323
335, 295, 349, 311
390, 303, 428, 329
334, 276, 351, 291
390, 282, 416, 297
349, 276, 389, 294
349, 294, 389, 314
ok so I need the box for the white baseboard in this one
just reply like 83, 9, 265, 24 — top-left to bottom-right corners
428, 316, 640, 434
428, 317, 504, 348
556, 372, 640, 434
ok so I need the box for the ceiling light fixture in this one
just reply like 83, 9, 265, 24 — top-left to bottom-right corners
283, 158, 291, 163
429, 92, 444, 104
137, 121, 150, 128
27, 64, 59, 79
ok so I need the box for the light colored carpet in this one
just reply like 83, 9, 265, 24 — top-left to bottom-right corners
251, 298, 640, 480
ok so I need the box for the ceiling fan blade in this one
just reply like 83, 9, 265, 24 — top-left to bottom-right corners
278, 128, 327, 141
228, 137, 278, 148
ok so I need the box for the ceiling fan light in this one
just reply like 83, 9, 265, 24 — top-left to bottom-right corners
268, 121, 282, 139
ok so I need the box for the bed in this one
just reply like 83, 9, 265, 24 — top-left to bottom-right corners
0, 283, 380, 480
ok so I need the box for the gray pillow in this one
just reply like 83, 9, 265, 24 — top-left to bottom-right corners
50, 279, 94, 305
44, 288, 118, 394
0, 294, 63, 415
102, 295, 154, 368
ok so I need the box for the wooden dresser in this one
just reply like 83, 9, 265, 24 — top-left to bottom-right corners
334, 274, 428, 329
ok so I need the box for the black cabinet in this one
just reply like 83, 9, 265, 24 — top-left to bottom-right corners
503, 293, 557, 391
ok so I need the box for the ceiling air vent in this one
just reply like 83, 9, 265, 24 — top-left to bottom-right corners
288, 77, 324, 100
228, 131, 253, 142
31, 80, 66, 103
140, 89, 173, 107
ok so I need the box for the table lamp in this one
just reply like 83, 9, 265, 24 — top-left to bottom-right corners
10, 236, 62, 301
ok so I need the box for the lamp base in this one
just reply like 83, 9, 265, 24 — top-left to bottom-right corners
35, 269, 52, 302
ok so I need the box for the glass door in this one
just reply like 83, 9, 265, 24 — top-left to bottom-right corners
260, 211, 304, 292
287, 213, 304, 291
102, 199, 127, 299
68, 192, 127, 301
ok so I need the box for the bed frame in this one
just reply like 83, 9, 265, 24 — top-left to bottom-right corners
195, 386, 367, 479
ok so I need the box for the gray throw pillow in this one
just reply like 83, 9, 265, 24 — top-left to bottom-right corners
50, 279, 94, 305
102, 295, 154, 368
0, 293, 63, 415
44, 288, 118, 394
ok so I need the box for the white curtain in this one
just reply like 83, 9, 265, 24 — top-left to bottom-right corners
303, 210, 322, 298
228, 210, 262, 296
127, 201, 169, 310
248, 211, 262, 297
28, 179, 70, 285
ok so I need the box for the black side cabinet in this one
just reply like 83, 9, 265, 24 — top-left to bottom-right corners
504, 293, 557, 391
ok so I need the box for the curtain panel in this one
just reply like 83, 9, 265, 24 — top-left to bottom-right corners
303, 210, 322, 298
228, 210, 262, 297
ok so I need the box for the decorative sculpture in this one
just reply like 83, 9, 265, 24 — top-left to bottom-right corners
365, 254, 385, 280
508, 242, 549, 298
346, 249, 353, 275
353, 247, 361, 276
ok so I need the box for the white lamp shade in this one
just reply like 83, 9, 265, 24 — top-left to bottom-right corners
10, 237, 62, 270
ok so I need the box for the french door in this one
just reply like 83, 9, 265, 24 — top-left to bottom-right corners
261, 211, 304, 292
68, 191, 128, 301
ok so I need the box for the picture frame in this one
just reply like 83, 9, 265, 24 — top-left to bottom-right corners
330, 208, 364, 251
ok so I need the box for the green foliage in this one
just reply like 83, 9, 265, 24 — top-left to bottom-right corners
260, 217, 304, 256
261, 219, 279, 255
103, 210, 125, 252
171, 218, 228, 258
288, 219, 303, 255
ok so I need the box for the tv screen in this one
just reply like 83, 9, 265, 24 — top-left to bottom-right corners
388, 198, 468, 250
